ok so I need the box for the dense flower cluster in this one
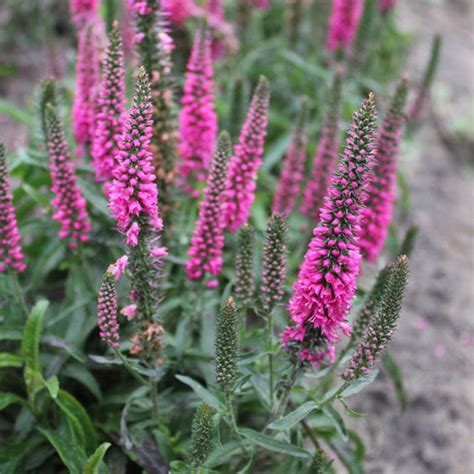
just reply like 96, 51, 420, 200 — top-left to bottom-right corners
343, 255, 408, 380
92, 23, 126, 183
46, 105, 91, 248
272, 99, 308, 216
234, 224, 256, 306
97, 272, 120, 348
178, 27, 217, 191
260, 213, 288, 314
109, 69, 162, 247
186, 132, 232, 281
224, 77, 270, 232
301, 73, 342, 219
128, 0, 178, 196
359, 80, 408, 261
0, 144, 26, 272
70, 0, 98, 26
72, 22, 101, 155
190, 404, 215, 469
282, 94, 377, 365
326, 0, 363, 53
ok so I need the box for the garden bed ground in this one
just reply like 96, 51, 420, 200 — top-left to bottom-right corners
0, 1, 472, 472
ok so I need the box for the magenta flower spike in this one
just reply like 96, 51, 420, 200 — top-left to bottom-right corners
326, 0, 363, 53
282, 93, 377, 366
186, 132, 232, 282
45, 105, 91, 249
359, 80, 408, 262
0, 144, 26, 273
72, 21, 101, 156
272, 99, 308, 217
224, 77, 270, 233
301, 73, 342, 219
97, 271, 120, 348
178, 26, 218, 192
109, 68, 163, 247
70, 0, 99, 27
252, 0, 269, 9
162, 0, 196, 26
92, 23, 126, 183
205, 0, 225, 58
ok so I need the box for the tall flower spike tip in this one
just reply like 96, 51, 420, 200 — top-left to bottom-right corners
282, 93, 377, 366
72, 21, 101, 156
97, 271, 120, 348
260, 213, 289, 315
38, 78, 58, 148
189, 404, 215, 469
360, 80, 408, 262
70, 0, 99, 27
92, 22, 126, 183
45, 104, 91, 248
235, 224, 256, 306
309, 449, 331, 474
301, 73, 342, 218
186, 132, 232, 281
350, 264, 391, 342
326, 0, 364, 53
178, 25, 218, 191
127, 0, 177, 198
409, 34, 442, 121
224, 76, 270, 233
0, 144, 26, 273
205, 0, 225, 58
109, 67, 163, 247
272, 97, 309, 217
215, 297, 239, 394
343, 255, 409, 381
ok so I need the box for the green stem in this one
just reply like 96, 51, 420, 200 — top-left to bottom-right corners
114, 349, 148, 386
273, 363, 299, 420
10, 271, 29, 319
151, 379, 159, 423
267, 314, 274, 411
226, 394, 240, 436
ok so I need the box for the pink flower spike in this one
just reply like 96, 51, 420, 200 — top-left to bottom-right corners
251, 0, 269, 9
206, 279, 219, 289
0, 144, 26, 273
282, 93, 377, 366
186, 132, 232, 281
378, 0, 397, 13
161, 0, 197, 25
326, 0, 363, 53
109, 68, 163, 247
97, 272, 120, 348
92, 23, 126, 182
108, 255, 129, 281
224, 77, 270, 232
359, 80, 408, 262
178, 26, 218, 191
70, 0, 99, 27
72, 21, 101, 156
301, 73, 342, 219
122, 304, 138, 320
45, 105, 91, 248
434, 343, 445, 359
272, 98, 308, 217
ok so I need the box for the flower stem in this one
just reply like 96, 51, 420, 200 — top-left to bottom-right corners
9, 270, 29, 320
114, 348, 148, 386
267, 314, 274, 411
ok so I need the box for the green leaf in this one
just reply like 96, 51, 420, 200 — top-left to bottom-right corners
0, 352, 23, 368
382, 351, 407, 409
22, 300, 49, 401
83, 442, 111, 474
339, 398, 366, 418
268, 401, 318, 430
54, 390, 98, 454
0, 436, 44, 474
239, 428, 311, 458
0, 392, 24, 411
44, 376, 59, 399
38, 426, 87, 474
339, 370, 379, 398
175, 375, 222, 410
0, 99, 35, 126
322, 405, 348, 442
62, 362, 103, 400
206, 439, 253, 468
